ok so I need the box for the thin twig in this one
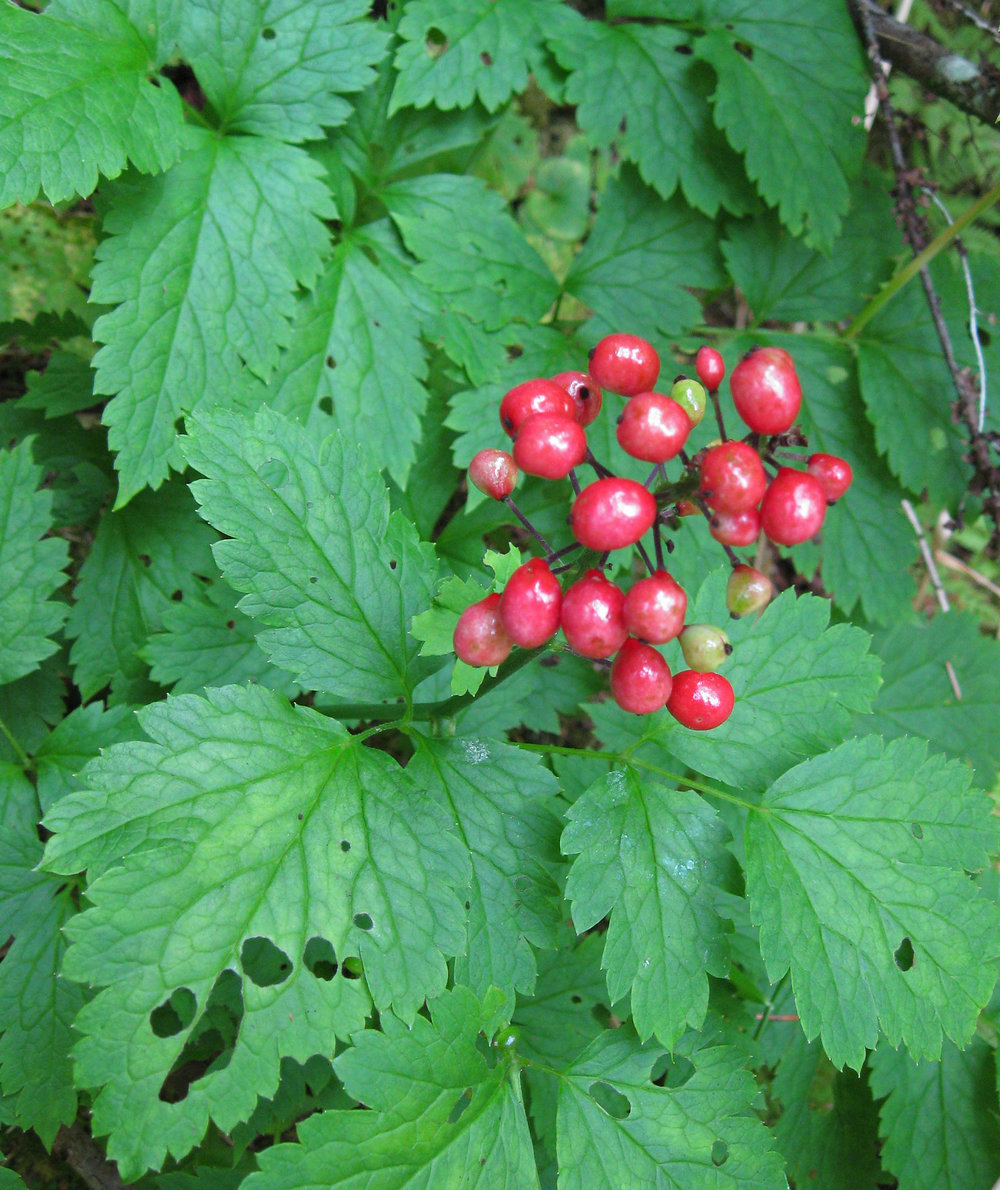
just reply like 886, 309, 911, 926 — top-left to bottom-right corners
635, 540, 655, 575
901, 498, 950, 611
935, 549, 1000, 601
945, 660, 963, 700
53, 1126, 125, 1190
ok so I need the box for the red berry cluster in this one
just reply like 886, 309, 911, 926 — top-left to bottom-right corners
453, 335, 853, 726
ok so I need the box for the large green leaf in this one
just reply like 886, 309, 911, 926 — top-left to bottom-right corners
0, 438, 70, 685
91, 128, 333, 504
181, 407, 440, 703
41, 685, 468, 1179
33, 703, 144, 814
245, 986, 538, 1189
745, 736, 1000, 1069
177, 0, 387, 142
562, 770, 731, 1048
0, 0, 186, 206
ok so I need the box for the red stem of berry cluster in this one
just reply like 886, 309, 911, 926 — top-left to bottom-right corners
709, 388, 728, 441
502, 494, 554, 555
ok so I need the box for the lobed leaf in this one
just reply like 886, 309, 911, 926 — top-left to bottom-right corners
41, 684, 468, 1178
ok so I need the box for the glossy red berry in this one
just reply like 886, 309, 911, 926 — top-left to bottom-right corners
699, 441, 767, 514
610, 638, 673, 714
453, 594, 514, 667
726, 565, 773, 618
570, 478, 657, 551
695, 346, 725, 392
670, 377, 707, 427
513, 414, 587, 479
589, 334, 660, 397
551, 371, 603, 427
709, 507, 761, 547
666, 670, 735, 730
616, 393, 691, 463
678, 624, 732, 673
729, 346, 802, 435
622, 571, 687, 643
499, 378, 576, 439
560, 570, 628, 659
760, 467, 827, 546
499, 558, 562, 649
808, 453, 853, 503
468, 449, 518, 500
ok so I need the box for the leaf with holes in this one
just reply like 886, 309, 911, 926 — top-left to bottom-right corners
552, 1031, 787, 1189
181, 406, 441, 702
0, 766, 86, 1146
409, 735, 563, 1008
869, 1036, 1000, 1190
244, 985, 538, 1189
562, 769, 731, 1049
41, 684, 469, 1179
177, 0, 387, 142
0, 0, 186, 207
745, 735, 1000, 1069
91, 128, 333, 505
391, 0, 564, 114
0, 438, 70, 685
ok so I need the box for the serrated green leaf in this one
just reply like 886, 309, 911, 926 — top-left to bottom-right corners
0, 765, 84, 1146
563, 770, 731, 1048
66, 480, 216, 702
91, 129, 334, 504
181, 407, 440, 703
588, 569, 881, 791
141, 579, 301, 699
746, 736, 1000, 1069
0, 1171, 28, 1189
19, 352, 96, 419
42, 685, 468, 1179
33, 703, 144, 814
548, 17, 754, 217
0, 438, 70, 685
554, 1032, 786, 1189
383, 173, 559, 332
0, 0, 186, 206
692, 0, 868, 250
177, 0, 387, 142
269, 222, 433, 488
391, 0, 563, 114
864, 611, 1000, 789
564, 167, 726, 342
0, 657, 65, 766
410, 735, 562, 1008
870, 1037, 1000, 1190
0, 205, 96, 326
722, 168, 898, 323
245, 986, 539, 1189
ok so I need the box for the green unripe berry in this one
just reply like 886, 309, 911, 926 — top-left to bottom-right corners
669, 376, 707, 427
726, 565, 773, 618
679, 623, 732, 672
492, 1025, 521, 1050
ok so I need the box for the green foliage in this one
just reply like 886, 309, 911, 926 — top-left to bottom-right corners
1, 3, 999, 1186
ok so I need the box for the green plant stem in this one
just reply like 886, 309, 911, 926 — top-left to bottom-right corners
753, 972, 790, 1040
843, 178, 1000, 339
0, 715, 30, 768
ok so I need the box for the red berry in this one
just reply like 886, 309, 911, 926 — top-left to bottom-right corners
699, 441, 767, 514
808, 453, 853, 503
616, 392, 691, 463
622, 571, 686, 643
499, 558, 562, 649
560, 570, 628, 659
610, 638, 673, 714
709, 507, 761, 547
589, 333, 660, 397
551, 370, 603, 427
453, 593, 514, 667
666, 670, 734, 730
570, 478, 657, 551
469, 449, 518, 500
499, 379, 576, 438
729, 346, 802, 435
760, 467, 827, 546
726, 565, 773, 618
695, 346, 725, 392
675, 499, 700, 517
513, 414, 587, 479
